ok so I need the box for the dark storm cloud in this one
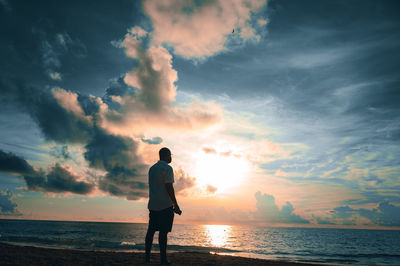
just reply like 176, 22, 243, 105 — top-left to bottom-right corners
50, 145, 71, 160
14, 84, 92, 143
0, 0, 142, 96
101, 76, 137, 110
1, 78, 147, 199
24, 164, 94, 195
98, 180, 147, 201
0, 190, 20, 216
141, 137, 163, 145
0, 80, 148, 200
84, 128, 141, 171
84, 128, 148, 200
104, 76, 136, 98
1, 80, 93, 144
254, 191, 309, 224
77, 94, 100, 116
0, 150, 36, 176
0, 149, 94, 195
0, 0, 219, 202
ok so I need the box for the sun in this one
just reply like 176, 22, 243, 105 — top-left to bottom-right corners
193, 151, 249, 193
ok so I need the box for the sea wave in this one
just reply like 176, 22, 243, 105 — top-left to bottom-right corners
0, 236, 238, 254
1, 220, 400, 265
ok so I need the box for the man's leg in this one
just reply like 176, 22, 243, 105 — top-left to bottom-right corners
159, 230, 168, 263
145, 226, 156, 262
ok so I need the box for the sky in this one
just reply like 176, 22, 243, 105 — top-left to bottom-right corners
1, 0, 400, 228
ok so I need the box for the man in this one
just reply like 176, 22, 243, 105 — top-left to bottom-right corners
145, 147, 182, 264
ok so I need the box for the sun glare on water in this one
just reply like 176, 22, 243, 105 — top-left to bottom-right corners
204, 224, 232, 247
194, 151, 249, 193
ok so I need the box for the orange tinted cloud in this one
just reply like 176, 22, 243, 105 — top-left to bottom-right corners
52, 87, 92, 124
99, 28, 222, 135
202, 147, 217, 154
144, 0, 267, 58
122, 34, 177, 110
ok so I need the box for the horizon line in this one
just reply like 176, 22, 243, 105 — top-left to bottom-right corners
1, 218, 399, 231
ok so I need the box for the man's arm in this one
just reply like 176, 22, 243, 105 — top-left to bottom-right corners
165, 183, 182, 215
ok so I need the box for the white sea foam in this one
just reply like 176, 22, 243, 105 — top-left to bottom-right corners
121, 241, 136, 246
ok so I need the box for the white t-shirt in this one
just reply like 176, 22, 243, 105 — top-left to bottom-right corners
147, 160, 174, 211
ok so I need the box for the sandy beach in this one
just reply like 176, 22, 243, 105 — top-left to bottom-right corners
0, 243, 321, 265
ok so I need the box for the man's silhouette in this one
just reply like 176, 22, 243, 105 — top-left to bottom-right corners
145, 147, 181, 264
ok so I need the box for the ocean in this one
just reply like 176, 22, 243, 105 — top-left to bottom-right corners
1, 219, 399, 265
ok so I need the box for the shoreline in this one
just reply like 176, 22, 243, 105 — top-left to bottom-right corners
0, 242, 322, 265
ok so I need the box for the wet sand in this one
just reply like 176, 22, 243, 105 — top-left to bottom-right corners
0, 242, 321, 265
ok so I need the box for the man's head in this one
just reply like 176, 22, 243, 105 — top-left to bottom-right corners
159, 147, 172, 163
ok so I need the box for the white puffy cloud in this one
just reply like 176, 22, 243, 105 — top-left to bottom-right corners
254, 191, 309, 224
